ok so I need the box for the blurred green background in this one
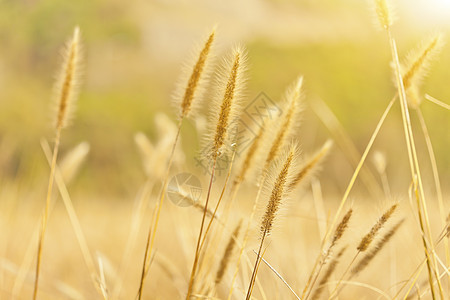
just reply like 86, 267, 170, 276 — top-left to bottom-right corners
0, 0, 449, 199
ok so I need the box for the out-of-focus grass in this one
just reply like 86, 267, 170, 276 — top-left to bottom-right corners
0, 1, 449, 197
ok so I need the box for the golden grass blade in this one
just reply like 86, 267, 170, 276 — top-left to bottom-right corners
425, 94, 450, 110
252, 250, 301, 300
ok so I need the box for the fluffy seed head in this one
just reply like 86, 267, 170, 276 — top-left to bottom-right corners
288, 139, 332, 190
53, 26, 82, 130
264, 76, 303, 171
352, 219, 404, 277
402, 34, 444, 109
374, 0, 394, 30
357, 203, 398, 252
331, 208, 352, 247
177, 28, 215, 119
207, 45, 247, 160
261, 144, 298, 236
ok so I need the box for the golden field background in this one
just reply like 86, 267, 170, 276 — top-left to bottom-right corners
0, 0, 449, 299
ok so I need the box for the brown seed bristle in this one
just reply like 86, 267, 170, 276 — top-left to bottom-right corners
261, 146, 296, 236
211, 47, 245, 159
54, 27, 82, 130
264, 77, 303, 171
311, 246, 347, 300
215, 220, 242, 284
374, 0, 393, 30
234, 122, 266, 185
180, 30, 215, 118
352, 219, 404, 277
331, 208, 353, 247
357, 203, 398, 252
288, 139, 332, 190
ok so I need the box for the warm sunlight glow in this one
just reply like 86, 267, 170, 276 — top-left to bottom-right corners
409, 0, 450, 26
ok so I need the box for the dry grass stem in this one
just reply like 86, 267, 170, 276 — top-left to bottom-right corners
215, 220, 242, 285
311, 246, 347, 300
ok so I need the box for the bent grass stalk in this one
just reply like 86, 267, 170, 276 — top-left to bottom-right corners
40, 140, 103, 297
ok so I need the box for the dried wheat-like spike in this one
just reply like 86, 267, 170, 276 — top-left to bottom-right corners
60, 141, 90, 184
53, 26, 82, 130
402, 34, 444, 108
177, 28, 215, 119
288, 139, 332, 190
207, 46, 247, 159
311, 246, 347, 300
261, 144, 298, 236
373, 0, 394, 30
357, 203, 398, 252
352, 219, 404, 277
263, 77, 303, 171
331, 208, 352, 248
234, 122, 266, 184
215, 220, 242, 285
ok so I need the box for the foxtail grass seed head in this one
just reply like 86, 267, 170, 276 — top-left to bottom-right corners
373, 0, 394, 30
215, 220, 242, 284
176, 28, 215, 119
208, 46, 247, 159
352, 219, 404, 277
331, 208, 352, 247
288, 139, 332, 190
402, 34, 444, 109
261, 144, 298, 236
264, 77, 303, 170
53, 26, 82, 130
357, 203, 398, 252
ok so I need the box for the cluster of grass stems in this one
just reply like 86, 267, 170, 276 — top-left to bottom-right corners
6, 0, 450, 299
